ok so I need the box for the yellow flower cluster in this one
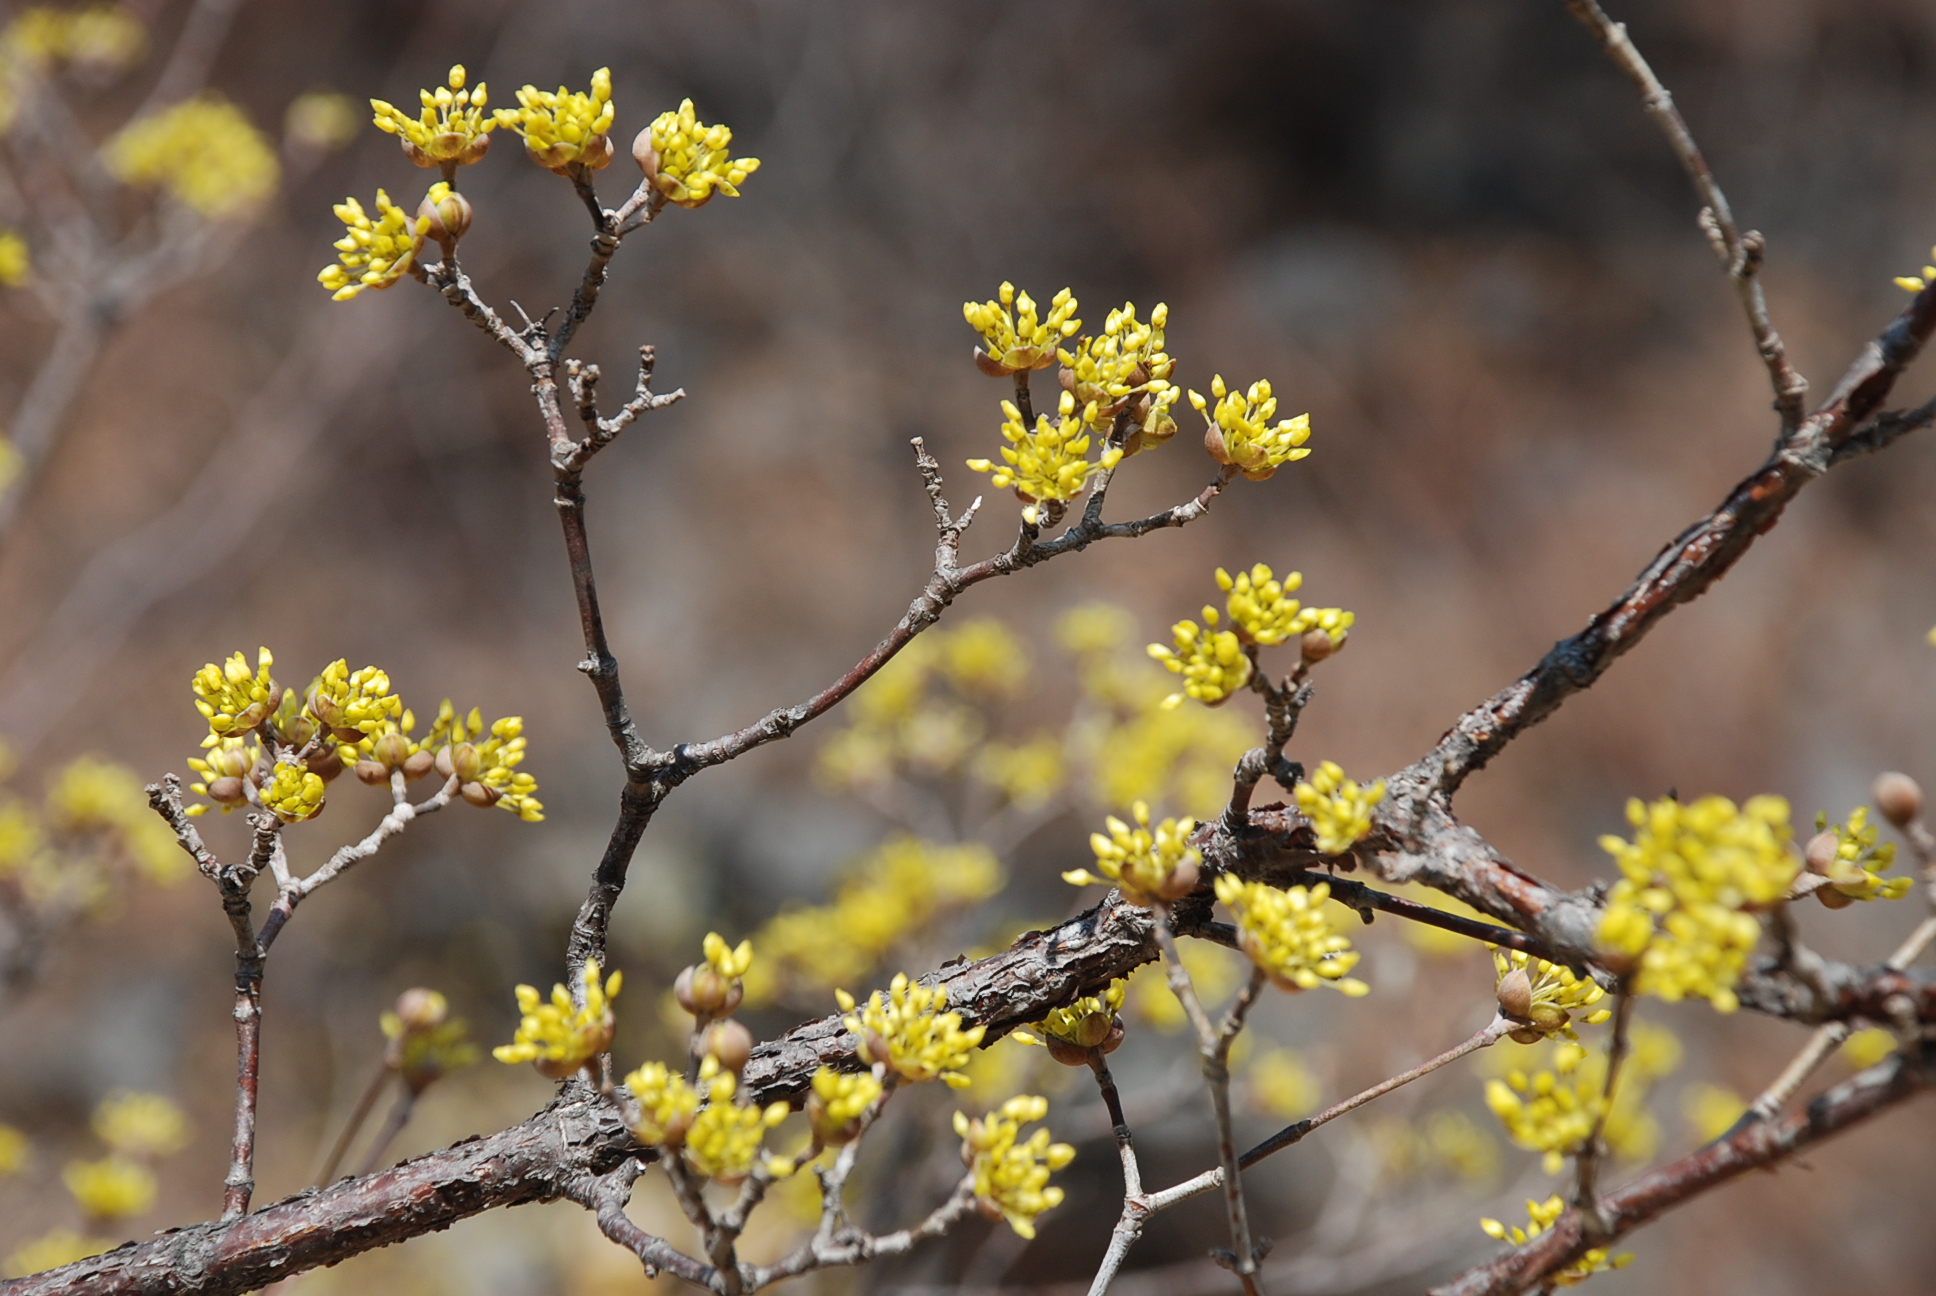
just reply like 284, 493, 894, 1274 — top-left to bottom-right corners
1480, 1196, 1632, 1286
1895, 247, 1936, 293
423, 703, 543, 821
1842, 1027, 1897, 1069
1596, 795, 1797, 1013
40, 757, 185, 883
309, 660, 402, 741
3, 5, 143, 70
319, 188, 428, 300
622, 1061, 700, 1145
0, 755, 186, 909
1127, 941, 1240, 1033
837, 973, 986, 1087
62, 1155, 154, 1221
1216, 563, 1355, 649
640, 98, 760, 208
1064, 800, 1201, 906
379, 991, 479, 1092
1189, 375, 1312, 481
973, 736, 1065, 809
1057, 302, 1179, 453
191, 647, 278, 744
0, 436, 18, 491
1681, 1083, 1746, 1144
954, 1095, 1074, 1239
285, 91, 359, 152
807, 1066, 882, 1145
742, 837, 1002, 1004
0, 1123, 25, 1174
260, 760, 326, 823
0, 230, 27, 286
968, 390, 1121, 519
965, 283, 1080, 376
372, 64, 495, 167
1014, 979, 1126, 1061
1810, 807, 1913, 904
1492, 948, 1611, 1043
493, 960, 621, 1078
91, 1092, 188, 1158
4, 1230, 113, 1280
1484, 1041, 1601, 1174
684, 1058, 791, 1182
1293, 761, 1384, 856
1148, 608, 1251, 708
1215, 876, 1370, 995
495, 68, 614, 172
103, 94, 279, 219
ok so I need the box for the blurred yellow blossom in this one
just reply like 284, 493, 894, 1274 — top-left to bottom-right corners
1372, 1110, 1501, 1184
972, 735, 1065, 809
1065, 800, 1201, 906
4, 1231, 113, 1279
1056, 603, 1136, 656
954, 1095, 1074, 1239
1129, 941, 1240, 1032
1480, 1196, 1631, 1285
318, 189, 427, 301
4, 5, 143, 70
968, 390, 1120, 520
1247, 1046, 1321, 1120
1485, 1041, 1601, 1174
372, 64, 495, 167
1841, 1027, 1897, 1069
1596, 794, 1796, 1013
638, 98, 759, 207
495, 68, 614, 172
0, 436, 18, 491
63, 1155, 154, 1220
1681, 1084, 1746, 1144
621, 1061, 700, 1146
493, 960, 621, 1078
1189, 375, 1312, 481
1895, 246, 1936, 293
0, 230, 27, 286
1217, 876, 1369, 995
1147, 607, 1251, 708
806, 1066, 882, 1145
684, 1058, 790, 1182
1089, 692, 1254, 820
1293, 761, 1384, 856
284, 90, 359, 152
742, 838, 1001, 1005
91, 1092, 187, 1158
0, 1123, 26, 1175
837, 973, 985, 1087
938, 619, 1029, 695
104, 94, 278, 218
964, 283, 1079, 376
43, 756, 186, 884
379, 992, 478, 1092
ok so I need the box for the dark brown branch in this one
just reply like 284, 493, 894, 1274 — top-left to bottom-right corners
1428, 1046, 1934, 1296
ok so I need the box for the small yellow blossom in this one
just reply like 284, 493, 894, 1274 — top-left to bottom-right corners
1056, 602, 1136, 656
1293, 761, 1385, 856
307, 660, 401, 741
319, 188, 428, 301
954, 1095, 1074, 1239
972, 736, 1065, 809
63, 1155, 155, 1220
492, 959, 622, 1078
5, 6, 144, 69
622, 1060, 701, 1145
1681, 1084, 1746, 1144
965, 283, 1080, 376
191, 647, 277, 744
1480, 1196, 1632, 1285
415, 702, 542, 820
639, 98, 759, 207
185, 737, 256, 817
1014, 980, 1126, 1060
91, 1092, 187, 1159
1492, 948, 1611, 1042
1895, 246, 1936, 293
1484, 1041, 1602, 1173
1147, 608, 1251, 708
379, 992, 478, 1092
104, 95, 279, 219
1091, 681, 1256, 819
1214, 563, 1356, 650
1841, 1027, 1897, 1069
1247, 1046, 1321, 1120
743, 838, 1002, 1005
259, 761, 325, 823
1057, 301, 1178, 452
0, 1123, 27, 1175
938, 619, 1030, 695
495, 68, 614, 172
837, 973, 986, 1088
704, 931, 753, 979
284, 91, 359, 152
1215, 875, 1369, 995
807, 1066, 882, 1145
0, 436, 19, 491
1811, 807, 1913, 902
1064, 800, 1201, 906
1372, 1111, 1501, 1184
371, 64, 495, 167
4, 1230, 113, 1280
685, 1057, 791, 1182
967, 390, 1121, 519
1188, 375, 1312, 481
1596, 795, 1797, 1012
0, 230, 28, 286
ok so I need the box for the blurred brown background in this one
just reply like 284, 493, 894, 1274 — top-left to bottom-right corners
3, 0, 1936, 1291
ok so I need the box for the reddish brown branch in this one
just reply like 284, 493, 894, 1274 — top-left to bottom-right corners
1428, 1046, 1933, 1296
